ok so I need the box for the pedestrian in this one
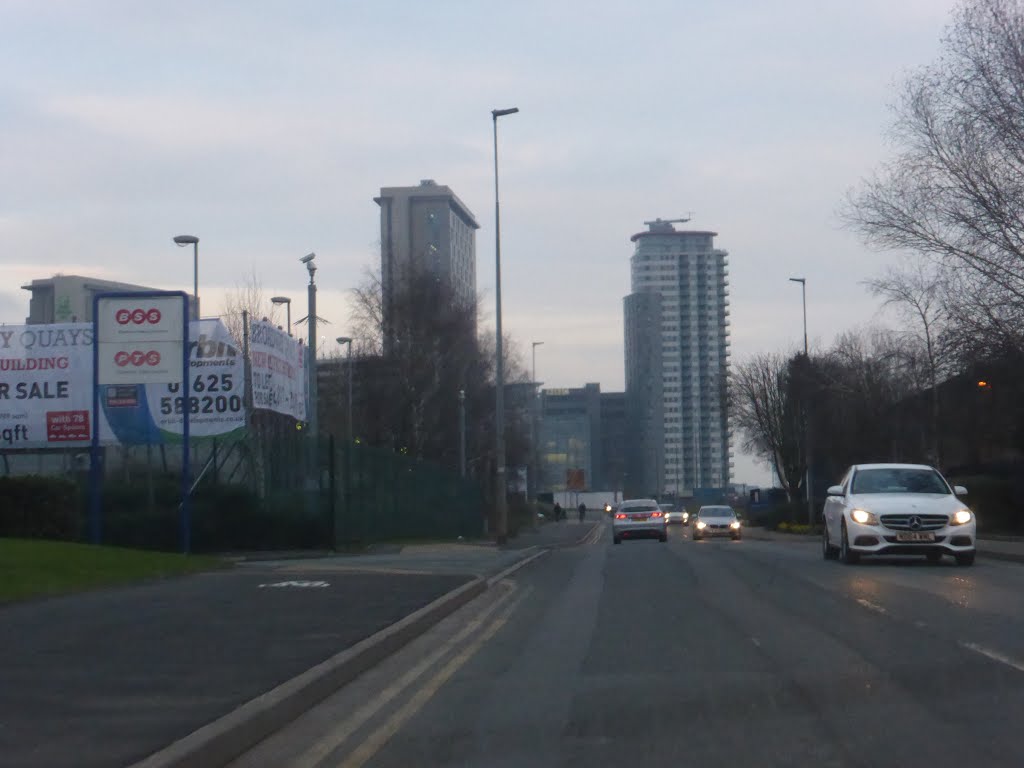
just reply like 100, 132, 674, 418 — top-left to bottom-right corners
578, 502, 586, 523
553, 502, 563, 522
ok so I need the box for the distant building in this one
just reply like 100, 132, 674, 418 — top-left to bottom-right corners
538, 384, 603, 492
21, 274, 197, 324
623, 218, 732, 497
374, 180, 480, 349
600, 392, 627, 494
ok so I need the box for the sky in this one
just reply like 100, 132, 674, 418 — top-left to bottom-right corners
0, 0, 961, 485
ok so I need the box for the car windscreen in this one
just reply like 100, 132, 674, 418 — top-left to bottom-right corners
851, 468, 950, 495
622, 504, 658, 513
699, 508, 733, 517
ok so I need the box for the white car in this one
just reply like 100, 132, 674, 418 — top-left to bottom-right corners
692, 506, 742, 540
663, 505, 689, 525
612, 499, 668, 544
822, 463, 976, 566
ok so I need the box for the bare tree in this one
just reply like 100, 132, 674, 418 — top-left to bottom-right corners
731, 353, 804, 498
864, 258, 950, 462
219, 268, 270, 344
844, 0, 1024, 354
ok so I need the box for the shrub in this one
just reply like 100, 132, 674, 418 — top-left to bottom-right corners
0, 476, 81, 540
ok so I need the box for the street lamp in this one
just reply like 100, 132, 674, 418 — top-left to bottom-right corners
530, 341, 544, 502
458, 389, 466, 478
173, 235, 199, 320
788, 277, 808, 356
789, 276, 812, 526
492, 105, 519, 544
336, 336, 353, 445
271, 296, 292, 336
301, 253, 318, 439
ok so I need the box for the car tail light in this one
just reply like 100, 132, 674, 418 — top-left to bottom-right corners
615, 513, 628, 520
651, 511, 663, 518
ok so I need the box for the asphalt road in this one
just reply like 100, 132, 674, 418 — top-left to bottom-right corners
234, 521, 1024, 768
0, 565, 470, 768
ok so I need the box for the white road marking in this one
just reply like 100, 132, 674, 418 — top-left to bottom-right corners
960, 642, 1024, 673
258, 580, 330, 589
751, 637, 761, 648
288, 583, 520, 768
855, 598, 888, 615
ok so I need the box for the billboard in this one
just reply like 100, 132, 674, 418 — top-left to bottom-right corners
0, 321, 244, 448
96, 295, 186, 385
249, 319, 306, 420
0, 324, 94, 449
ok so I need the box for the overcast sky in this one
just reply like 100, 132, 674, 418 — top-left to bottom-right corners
1, 0, 960, 484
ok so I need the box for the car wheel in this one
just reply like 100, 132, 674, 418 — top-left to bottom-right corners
613, 535, 621, 545
693, 534, 702, 541
926, 551, 942, 563
731, 533, 741, 541
660, 534, 668, 543
955, 551, 975, 567
840, 521, 859, 565
822, 525, 837, 560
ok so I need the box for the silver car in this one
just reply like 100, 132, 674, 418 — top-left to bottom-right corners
692, 505, 742, 541
612, 499, 668, 544
663, 505, 690, 525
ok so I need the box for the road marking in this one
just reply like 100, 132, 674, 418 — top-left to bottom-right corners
338, 589, 530, 768
582, 523, 604, 546
289, 582, 520, 768
751, 637, 761, 648
960, 642, 1024, 673
855, 598, 888, 615
258, 580, 330, 589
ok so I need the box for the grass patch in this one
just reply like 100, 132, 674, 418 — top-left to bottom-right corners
0, 538, 227, 603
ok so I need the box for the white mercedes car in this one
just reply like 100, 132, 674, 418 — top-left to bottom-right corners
822, 463, 976, 566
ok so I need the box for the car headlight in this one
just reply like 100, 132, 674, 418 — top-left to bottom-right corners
951, 509, 973, 526
696, 521, 707, 529
730, 520, 741, 529
850, 509, 879, 525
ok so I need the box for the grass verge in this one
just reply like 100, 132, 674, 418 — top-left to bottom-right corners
0, 538, 227, 603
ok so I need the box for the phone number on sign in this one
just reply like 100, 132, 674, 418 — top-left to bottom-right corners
160, 395, 243, 416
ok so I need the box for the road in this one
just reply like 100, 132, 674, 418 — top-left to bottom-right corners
232, 520, 1024, 767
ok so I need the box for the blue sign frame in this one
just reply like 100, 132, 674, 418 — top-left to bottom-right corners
89, 291, 192, 553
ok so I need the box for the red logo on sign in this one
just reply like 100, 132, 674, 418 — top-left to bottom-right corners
115, 308, 162, 325
114, 350, 161, 367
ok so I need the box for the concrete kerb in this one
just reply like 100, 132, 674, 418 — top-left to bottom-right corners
130, 547, 549, 768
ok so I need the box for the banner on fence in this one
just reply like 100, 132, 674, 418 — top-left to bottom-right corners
0, 324, 95, 449
248, 319, 306, 421
0, 321, 245, 448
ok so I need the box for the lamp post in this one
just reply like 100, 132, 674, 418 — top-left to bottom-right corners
173, 235, 199, 320
302, 253, 318, 470
458, 389, 466, 478
492, 105, 519, 544
336, 337, 353, 444
530, 341, 543, 501
271, 296, 292, 336
789, 277, 812, 526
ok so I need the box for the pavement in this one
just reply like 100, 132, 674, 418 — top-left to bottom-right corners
230, 519, 1024, 768
0, 520, 599, 768
744, 525, 1024, 562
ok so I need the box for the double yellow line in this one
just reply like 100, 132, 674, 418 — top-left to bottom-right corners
291, 581, 530, 768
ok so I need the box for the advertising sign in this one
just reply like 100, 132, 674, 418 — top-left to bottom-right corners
0, 324, 94, 449
102, 319, 245, 444
249, 319, 306, 420
96, 295, 185, 385
0, 321, 244, 448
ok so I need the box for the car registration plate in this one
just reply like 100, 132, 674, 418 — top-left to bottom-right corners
896, 532, 935, 542
631, 515, 649, 521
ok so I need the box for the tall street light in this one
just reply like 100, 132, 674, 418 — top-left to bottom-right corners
302, 252, 318, 438
492, 105, 519, 544
789, 277, 812, 526
173, 235, 199, 320
271, 296, 292, 336
530, 341, 544, 503
336, 336, 353, 444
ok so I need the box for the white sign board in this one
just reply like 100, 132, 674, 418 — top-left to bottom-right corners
249, 319, 307, 420
0, 325, 95, 448
96, 295, 186, 385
